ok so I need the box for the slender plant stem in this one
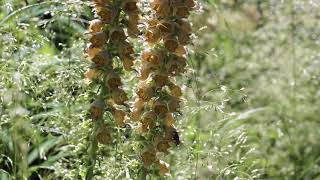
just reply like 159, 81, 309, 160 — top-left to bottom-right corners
85, 122, 99, 180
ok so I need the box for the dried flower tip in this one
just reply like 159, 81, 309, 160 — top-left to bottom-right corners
127, 17, 140, 38
151, 0, 170, 17
157, 21, 175, 35
165, 126, 180, 145
175, 45, 187, 56
93, 0, 112, 6
178, 31, 192, 45
176, 18, 192, 34
185, 0, 196, 8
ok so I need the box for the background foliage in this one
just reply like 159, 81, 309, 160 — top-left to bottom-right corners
1, 0, 320, 179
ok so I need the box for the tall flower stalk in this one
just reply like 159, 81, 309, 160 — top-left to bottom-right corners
84, 0, 140, 179
131, 0, 198, 177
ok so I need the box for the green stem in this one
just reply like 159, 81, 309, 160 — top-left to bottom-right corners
85, 122, 99, 180
138, 167, 147, 180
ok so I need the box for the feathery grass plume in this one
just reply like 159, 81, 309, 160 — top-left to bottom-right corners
84, 0, 141, 179
131, 0, 198, 177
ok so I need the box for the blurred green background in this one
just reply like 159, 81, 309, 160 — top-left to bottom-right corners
1, 0, 320, 179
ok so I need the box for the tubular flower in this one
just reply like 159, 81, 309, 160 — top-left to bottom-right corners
131, 0, 198, 175
85, 0, 141, 148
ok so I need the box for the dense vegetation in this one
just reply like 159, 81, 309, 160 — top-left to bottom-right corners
1, 0, 320, 179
